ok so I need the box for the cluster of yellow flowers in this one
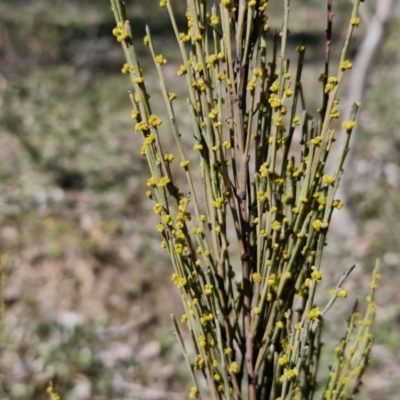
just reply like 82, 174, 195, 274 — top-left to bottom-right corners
111, 21, 128, 42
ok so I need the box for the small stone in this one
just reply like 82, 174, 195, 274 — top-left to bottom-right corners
57, 312, 84, 332
99, 343, 133, 367
137, 341, 161, 361
66, 375, 92, 400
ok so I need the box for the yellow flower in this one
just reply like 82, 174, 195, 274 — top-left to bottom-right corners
212, 197, 224, 208
284, 87, 293, 97
189, 387, 198, 398
179, 33, 191, 42
205, 283, 213, 295
147, 177, 157, 187
311, 269, 323, 281
252, 273, 262, 283
278, 354, 288, 366
272, 220, 281, 231
153, 203, 163, 215
121, 63, 130, 74
325, 83, 334, 93
229, 361, 239, 374
285, 368, 299, 381
177, 65, 187, 76
164, 153, 174, 162
312, 220, 322, 231
198, 335, 206, 347
267, 274, 275, 286
149, 114, 162, 126
330, 108, 340, 118
256, 191, 267, 201
308, 306, 321, 320
210, 15, 219, 25
342, 120, 357, 130
246, 78, 257, 91
329, 76, 338, 84
135, 121, 150, 131
311, 136, 322, 145
222, 140, 231, 149
269, 97, 282, 109
46, 382, 60, 400
161, 215, 170, 225
270, 81, 279, 92
194, 355, 204, 369
114, 29, 129, 43
224, 347, 232, 355
206, 54, 218, 68
333, 199, 344, 209
322, 175, 335, 184
155, 54, 167, 65
208, 107, 219, 119
180, 160, 190, 168
156, 223, 164, 233
168, 92, 177, 100
159, 176, 170, 187
340, 60, 352, 70
274, 115, 282, 126
259, 0, 268, 11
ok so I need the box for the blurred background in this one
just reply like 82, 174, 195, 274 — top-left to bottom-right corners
0, 0, 399, 399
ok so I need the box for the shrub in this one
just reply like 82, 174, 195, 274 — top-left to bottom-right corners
109, 0, 380, 398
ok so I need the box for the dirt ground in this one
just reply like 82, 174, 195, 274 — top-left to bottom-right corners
1, 1, 400, 399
